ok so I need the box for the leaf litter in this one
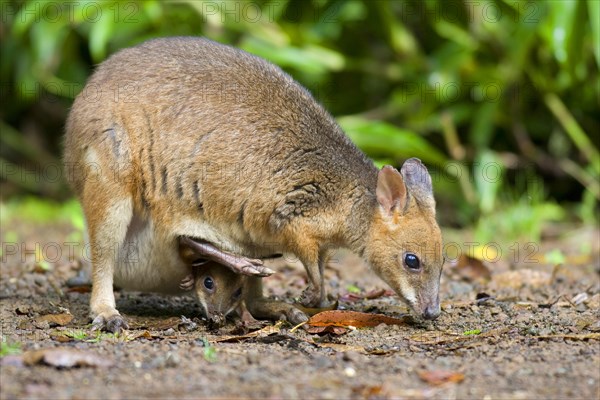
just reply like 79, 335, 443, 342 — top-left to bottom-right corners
22, 347, 113, 368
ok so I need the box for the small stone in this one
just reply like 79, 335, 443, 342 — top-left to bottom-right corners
344, 367, 356, 377
163, 328, 175, 336
576, 303, 587, 312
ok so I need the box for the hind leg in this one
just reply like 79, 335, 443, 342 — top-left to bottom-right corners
85, 188, 133, 333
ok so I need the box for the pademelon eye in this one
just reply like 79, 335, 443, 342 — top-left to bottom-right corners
404, 253, 421, 270
203, 277, 215, 290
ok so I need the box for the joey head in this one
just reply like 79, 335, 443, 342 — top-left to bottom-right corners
179, 236, 250, 327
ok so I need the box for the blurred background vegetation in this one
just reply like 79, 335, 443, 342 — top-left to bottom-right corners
1, 0, 598, 249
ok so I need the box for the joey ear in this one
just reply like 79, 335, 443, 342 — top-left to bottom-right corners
376, 165, 408, 214
400, 158, 435, 208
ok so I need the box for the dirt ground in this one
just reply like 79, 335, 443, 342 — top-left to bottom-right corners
1, 217, 599, 400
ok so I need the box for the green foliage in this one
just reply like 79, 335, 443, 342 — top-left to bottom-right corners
0, 337, 22, 357
1, 0, 598, 236
1, 197, 84, 230
345, 284, 361, 294
202, 338, 217, 362
63, 329, 89, 341
544, 248, 566, 266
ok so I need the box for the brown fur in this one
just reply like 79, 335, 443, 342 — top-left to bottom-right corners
63, 37, 443, 331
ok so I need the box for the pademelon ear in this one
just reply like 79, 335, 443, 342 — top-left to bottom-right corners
400, 158, 435, 209
376, 165, 408, 214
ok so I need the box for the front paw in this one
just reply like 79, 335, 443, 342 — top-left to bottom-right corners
92, 312, 129, 333
300, 286, 321, 308
237, 258, 275, 277
179, 274, 195, 291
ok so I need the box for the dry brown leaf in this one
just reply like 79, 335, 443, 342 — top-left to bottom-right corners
491, 269, 551, 289
364, 288, 388, 299
126, 330, 162, 341
418, 370, 465, 386
308, 310, 410, 328
66, 286, 91, 293
339, 289, 390, 303
50, 332, 73, 343
352, 384, 384, 398
35, 314, 73, 327
339, 293, 363, 302
23, 348, 113, 368
454, 254, 491, 282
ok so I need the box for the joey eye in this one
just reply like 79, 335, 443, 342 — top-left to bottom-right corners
404, 253, 421, 270
203, 277, 214, 290
232, 288, 242, 300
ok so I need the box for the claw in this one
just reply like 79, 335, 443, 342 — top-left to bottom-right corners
300, 287, 321, 308
91, 314, 129, 333
179, 274, 195, 291
241, 265, 275, 277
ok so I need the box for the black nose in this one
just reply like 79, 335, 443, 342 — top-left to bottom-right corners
422, 305, 440, 320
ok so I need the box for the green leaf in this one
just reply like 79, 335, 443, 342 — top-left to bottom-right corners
545, 249, 566, 265
469, 102, 498, 150
589, 0, 600, 67
241, 38, 344, 75
542, 0, 578, 67
474, 150, 504, 214
338, 116, 448, 167
89, 11, 114, 63
203, 339, 217, 362
0, 337, 22, 357
346, 284, 361, 294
